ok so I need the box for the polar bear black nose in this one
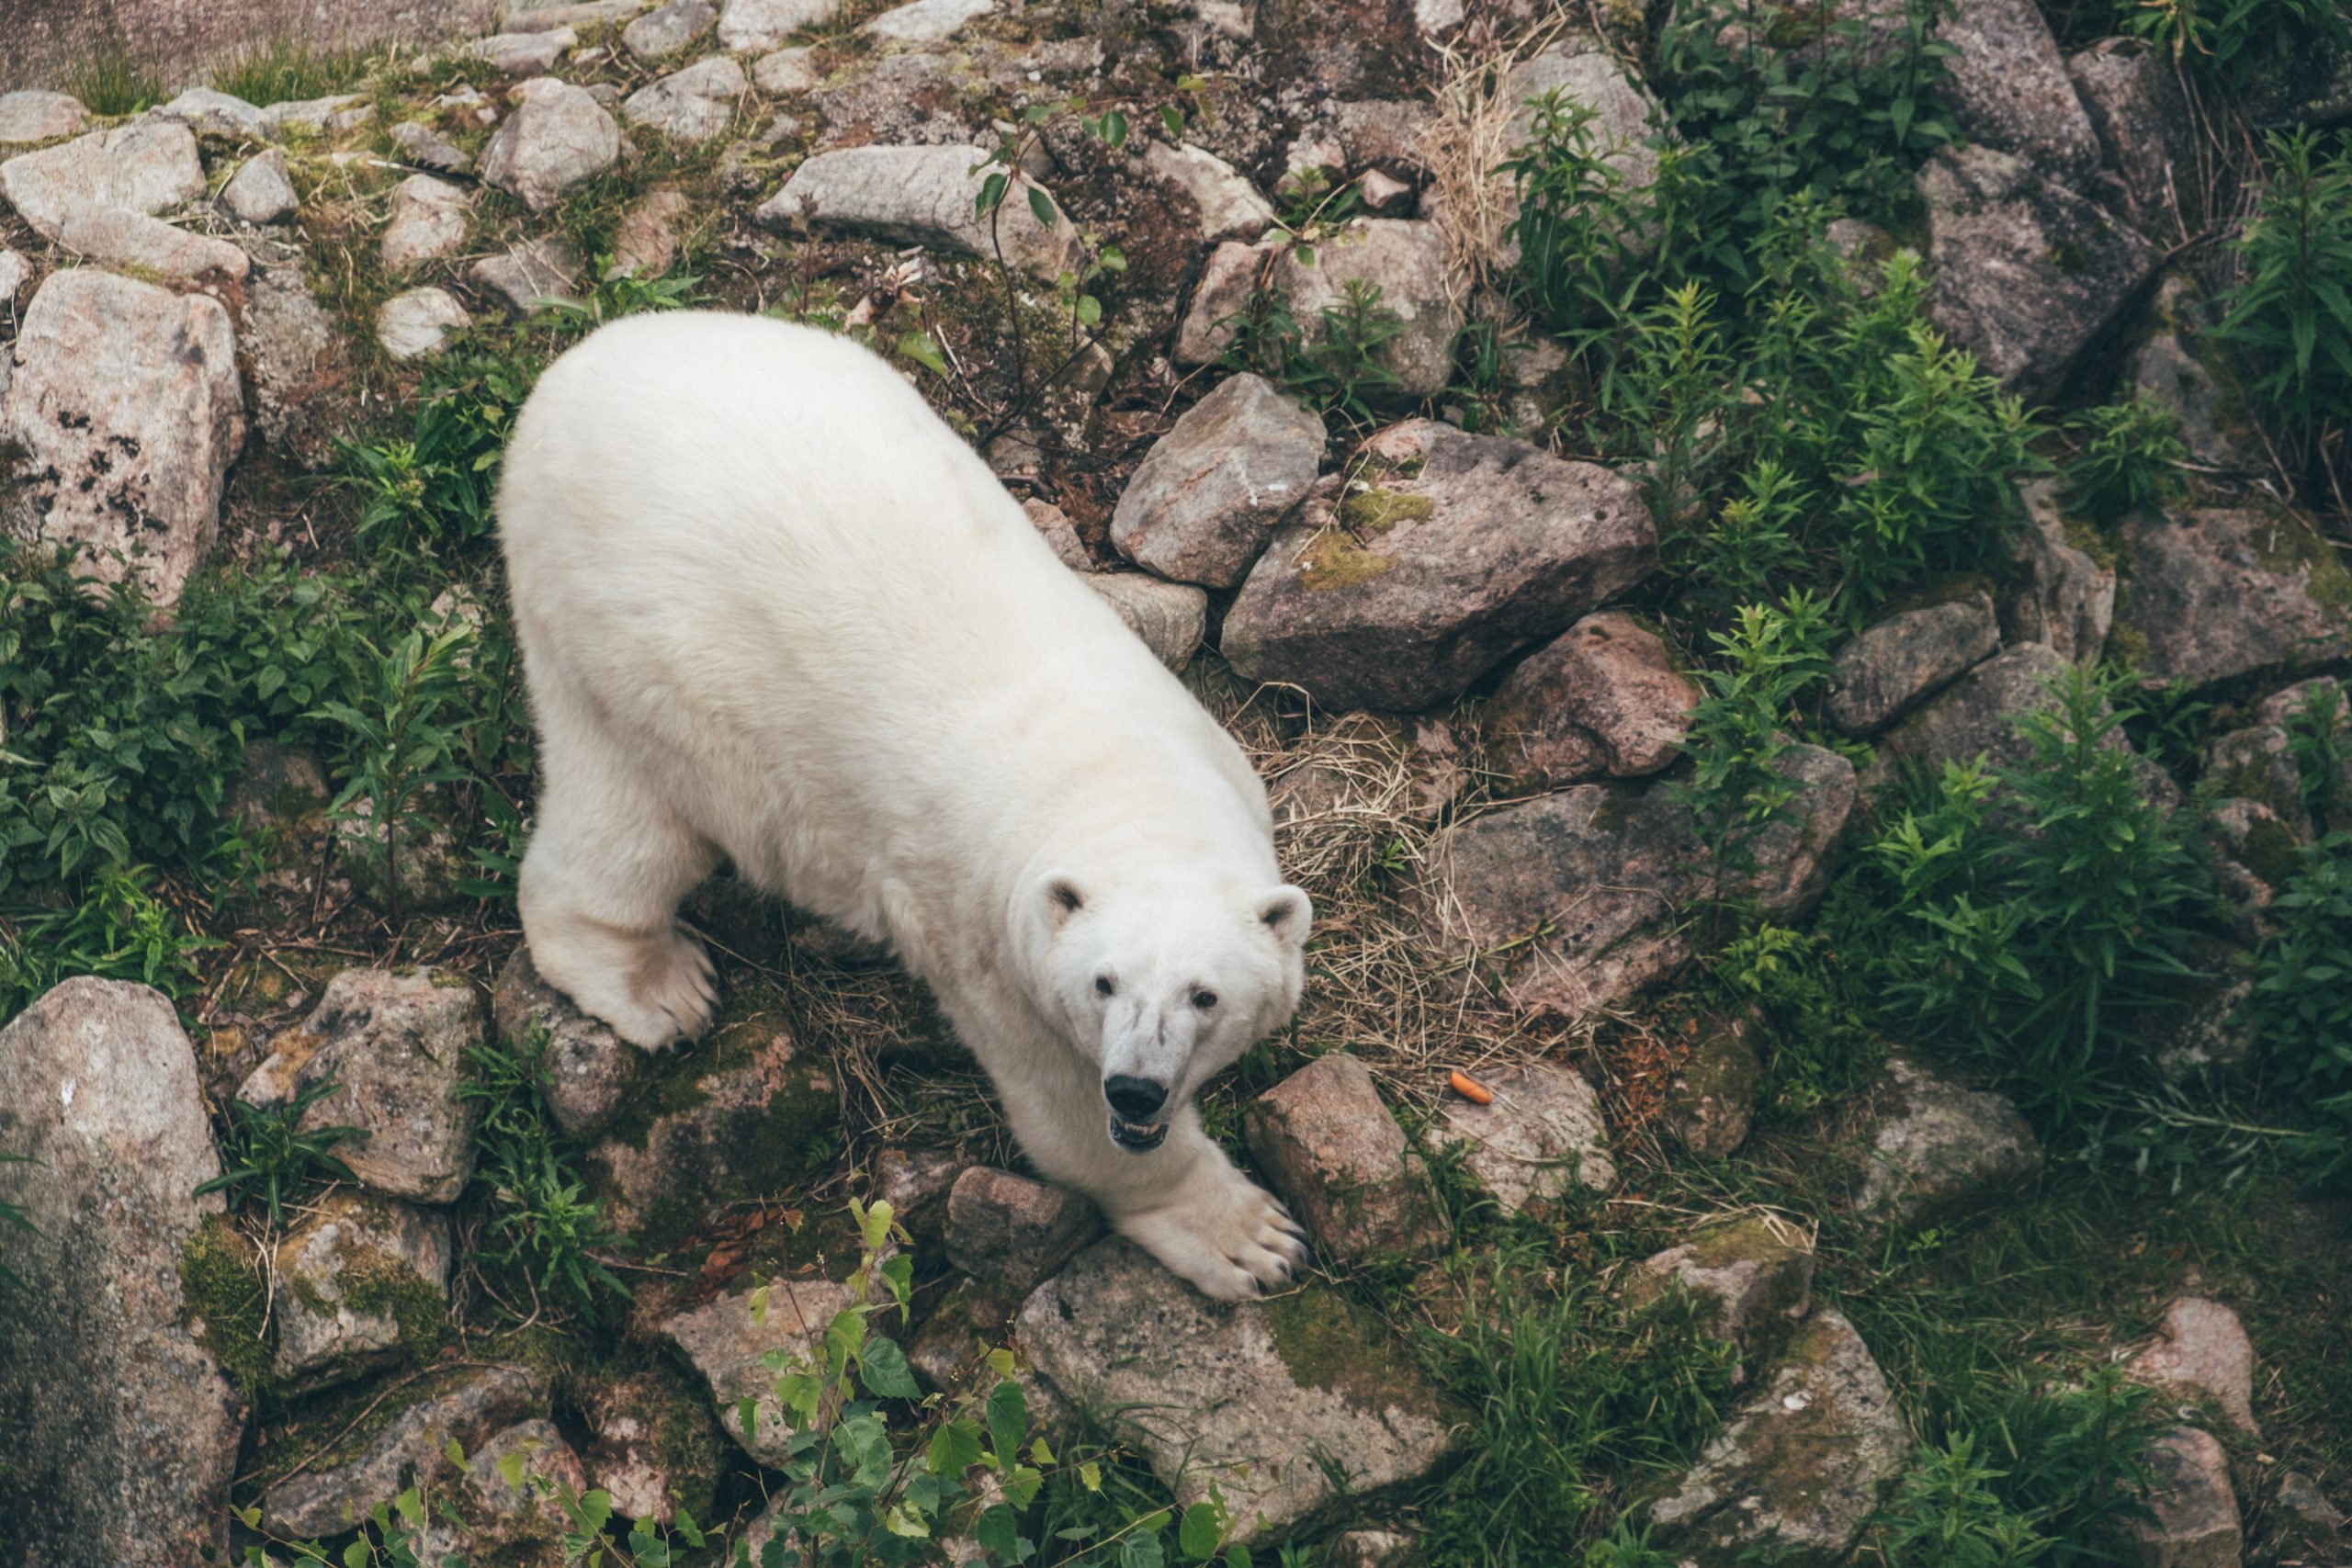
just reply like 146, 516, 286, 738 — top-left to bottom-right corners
1103, 1075, 1168, 1121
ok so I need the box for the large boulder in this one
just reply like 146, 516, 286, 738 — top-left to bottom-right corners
2114, 505, 2352, 692
2069, 38, 2191, 239
1623, 1213, 1815, 1372
1644, 1309, 1909, 1567
1843, 1055, 2041, 1227
481, 78, 623, 211
1937, 0, 2102, 185
1, 268, 245, 607
1480, 611, 1698, 785
1242, 1053, 1445, 1264
1423, 1060, 1615, 1212
0, 980, 243, 1568
0, 119, 203, 240
1110, 373, 1325, 587
757, 144, 1078, 275
58, 203, 251, 281
1425, 746, 1855, 1021
1920, 144, 2162, 400
1018, 1240, 1458, 1544
262, 1363, 550, 1538
1825, 587, 2002, 738
238, 966, 485, 1205
663, 1276, 856, 1463
1222, 421, 1657, 712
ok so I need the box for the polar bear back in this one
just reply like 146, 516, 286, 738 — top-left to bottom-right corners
497, 311, 1276, 936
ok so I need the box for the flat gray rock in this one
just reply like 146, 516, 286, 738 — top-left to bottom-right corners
0, 89, 87, 144
153, 87, 268, 140
271, 1190, 452, 1393
626, 0, 719, 57
481, 77, 621, 211
239, 966, 484, 1204
1848, 1055, 2041, 1227
1481, 611, 1698, 785
722, 0, 846, 49
2115, 504, 2352, 692
263, 1363, 549, 1538
377, 285, 474, 361
664, 1277, 856, 1463
56, 203, 251, 281
2070, 38, 2189, 238
471, 234, 588, 313
1624, 1213, 1815, 1371
1141, 141, 1275, 240
757, 142, 1078, 276
623, 53, 747, 141
0, 979, 243, 1568
1826, 588, 2002, 737
222, 146, 300, 223
1426, 1060, 1615, 1211
390, 118, 473, 174
242, 265, 350, 468
1084, 572, 1208, 671
1111, 373, 1324, 587
1018, 1239, 1458, 1543
864, 0, 994, 41
380, 173, 473, 271
1, 268, 245, 607
260, 93, 373, 138
472, 27, 578, 73
0, 118, 205, 240
1937, 0, 2102, 184
1223, 421, 1657, 711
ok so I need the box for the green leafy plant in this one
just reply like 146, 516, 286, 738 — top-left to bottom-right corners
2247, 832, 2352, 1187
2283, 681, 2350, 822
311, 621, 477, 925
339, 348, 536, 548
460, 1031, 634, 1313
195, 1077, 360, 1227
2121, 0, 2351, 85
1672, 592, 1837, 886
1715, 919, 1884, 1117
2215, 129, 2352, 439
548, 261, 703, 329
1221, 278, 1407, 429
1883, 1432, 2052, 1568
1499, 95, 1645, 345
2061, 397, 2188, 526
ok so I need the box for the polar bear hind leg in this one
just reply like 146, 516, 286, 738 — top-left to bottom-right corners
517, 685, 720, 1048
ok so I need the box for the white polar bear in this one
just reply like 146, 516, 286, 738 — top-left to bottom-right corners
496, 311, 1314, 1298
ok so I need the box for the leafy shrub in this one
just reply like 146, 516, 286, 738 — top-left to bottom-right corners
1672, 592, 1837, 881
340, 348, 537, 548
311, 621, 479, 925
195, 1078, 360, 1227
2061, 398, 2188, 526
1825, 667, 2213, 1134
2215, 130, 2352, 437
459, 1032, 634, 1312
0, 863, 214, 1019
1499, 96, 1647, 349
1882, 1433, 2051, 1568
2247, 833, 2352, 1186
1221, 278, 1406, 428
2121, 0, 2351, 87
2282, 681, 2349, 821
1714, 919, 1884, 1117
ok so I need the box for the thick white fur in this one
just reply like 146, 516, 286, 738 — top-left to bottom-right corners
497, 311, 1313, 1298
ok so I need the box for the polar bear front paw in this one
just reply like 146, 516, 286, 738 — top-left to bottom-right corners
1118, 1171, 1312, 1301
611, 923, 719, 1048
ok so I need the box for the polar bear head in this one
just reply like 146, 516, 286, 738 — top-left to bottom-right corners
1035, 870, 1312, 1152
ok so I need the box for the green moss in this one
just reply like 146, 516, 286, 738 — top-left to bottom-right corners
1298, 527, 1397, 592
2237, 810, 2307, 887
340, 1248, 454, 1368
2045, 238, 2089, 276
1589, 785, 1643, 836
1266, 1288, 1453, 1425
180, 1215, 277, 1400
2248, 505, 2352, 611
1339, 488, 1433, 532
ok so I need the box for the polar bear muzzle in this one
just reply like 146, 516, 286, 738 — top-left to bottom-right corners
1108, 1111, 1170, 1152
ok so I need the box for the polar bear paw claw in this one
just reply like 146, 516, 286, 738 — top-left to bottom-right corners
612, 924, 719, 1049
1125, 1176, 1313, 1301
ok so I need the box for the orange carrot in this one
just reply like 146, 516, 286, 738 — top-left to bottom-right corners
1449, 1070, 1493, 1104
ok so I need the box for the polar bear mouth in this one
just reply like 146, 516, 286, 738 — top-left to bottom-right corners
1108, 1112, 1169, 1152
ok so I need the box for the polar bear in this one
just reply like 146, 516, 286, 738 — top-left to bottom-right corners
496, 311, 1314, 1298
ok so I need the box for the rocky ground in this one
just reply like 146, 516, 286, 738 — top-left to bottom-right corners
1, 0, 2350, 1564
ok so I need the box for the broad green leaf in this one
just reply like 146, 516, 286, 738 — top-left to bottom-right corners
898, 331, 950, 378
1028, 186, 1059, 228
860, 1336, 922, 1399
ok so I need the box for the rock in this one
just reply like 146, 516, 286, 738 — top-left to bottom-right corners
908, 1277, 1020, 1390
605, 185, 691, 279
56, 203, 252, 281
0, 89, 86, 144
423, 1420, 593, 1562
1481, 611, 1697, 785
472, 27, 578, 73
1328, 1529, 1421, 1568
624, 53, 747, 141
943, 1167, 1103, 1294
577, 1368, 727, 1525
331, 792, 469, 913
471, 234, 587, 313
259, 94, 374, 137
585, 997, 834, 1236
627, 0, 719, 56
758, 143, 1077, 276
0, 979, 242, 1567
1242, 1053, 1444, 1264
1110, 374, 1324, 587
1175, 235, 1281, 365
2269, 1472, 2347, 1565
1084, 572, 1208, 671
510, 0, 653, 26
722, 0, 846, 49
481, 78, 622, 211
1223, 421, 1657, 712
381, 173, 473, 271
1142, 140, 1275, 240
2149, 947, 2261, 1078
2114, 505, 2352, 692
271, 1190, 451, 1393
263, 1363, 551, 1538
377, 286, 473, 361
1625, 1213, 1815, 1369
1920, 144, 2162, 400
1826, 588, 2002, 737
242, 265, 351, 468
875, 1145, 967, 1239
1272, 220, 1461, 399
1665, 1010, 1765, 1160
221, 147, 299, 224
0, 119, 205, 241
1, 268, 244, 608
391, 118, 473, 174
239, 966, 485, 1204
2129, 1297, 2258, 1434
1500, 37, 1658, 194
1643, 1309, 1909, 1568
1938, 0, 2102, 184
1426, 1061, 1614, 1212
1024, 498, 1091, 570
1359, 169, 1414, 215
1425, 746, 1855, 1021
865, 0, 994, 41
0, 248, 25, 304
1870, 641, 2130, 784
153, 87, 268, 141
1019, 1239, 1458, 1542
2070, 37, 2190, 239
2204, 694, 2343, 844
2122, 1427, 2243, 1568
1847, 1055, 2041, 1227
664, 1276, 858, 1462
803, 51, 975, 147
2128, 327, 2256, 474
754, 47, 820, 92
492, 946, 643, 1137
2000, 480, 2117, 664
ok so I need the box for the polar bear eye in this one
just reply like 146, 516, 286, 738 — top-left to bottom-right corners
1094, 976, 1115, 998
1192, 989, 1218, 1010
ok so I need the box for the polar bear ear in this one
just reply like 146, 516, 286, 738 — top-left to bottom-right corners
1259, 886, 1312, 947
1040, 874, 1089, 929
